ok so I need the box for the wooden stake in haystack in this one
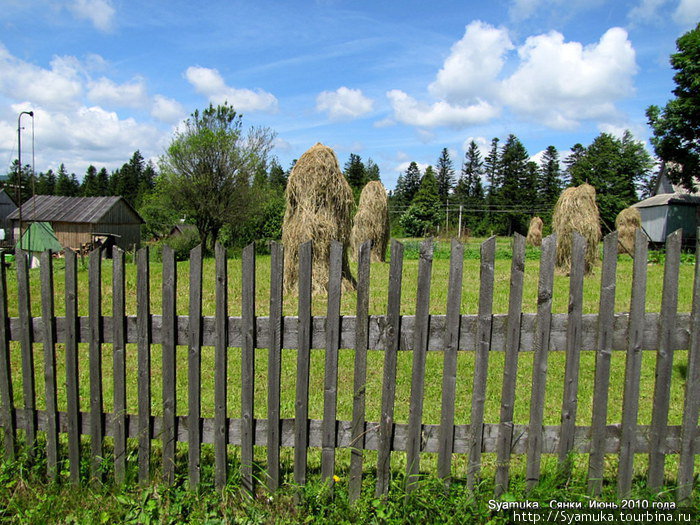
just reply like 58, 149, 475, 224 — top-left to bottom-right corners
350, 180, 389, 263
615, 206, 641, 256
552, 183, 601, 275
526, 216, 544, 247
282, 143, 356, 294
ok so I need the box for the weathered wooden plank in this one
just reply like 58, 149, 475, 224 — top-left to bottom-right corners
65, 249, 80, 485
618, 229, 649, 498
322, 241, 343, 484
161, 245, 177, 486
214, 243, 229, 491
467, 236, 496, 490
13, 407, 700, 455
349, 240, 370, 502
16, 249, 35, 450
587, 232, 618, 496
40, 251, 58, 480
0, 252, 14, 460
406, 239, 434, 492
375, 240, 404, 498
188, 244, 203, 489
437, 239, 464, 482
137, 247, 151, 485
525, 234, 556, 490
495, 233, 526, 497
558, 232, 585, 472
267, 242, 283, 492
648, 229, 682, 492
677, 230, 700, 503
294, 241, 312, 488
112, 247, 127, 484
88, 249, 104, 484
241, 243, 255, 493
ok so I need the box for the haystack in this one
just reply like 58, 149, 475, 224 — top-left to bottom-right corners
350, 180, 389, 262
526, 216, 544, 247
552, 183, 601, 275
615, 207, 641, 256
282, 143, 356, 294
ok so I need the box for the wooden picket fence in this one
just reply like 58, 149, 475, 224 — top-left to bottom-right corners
0, 229, 698, 502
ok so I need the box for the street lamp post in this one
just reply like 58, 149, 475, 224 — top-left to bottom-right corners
17, 110, 34, 244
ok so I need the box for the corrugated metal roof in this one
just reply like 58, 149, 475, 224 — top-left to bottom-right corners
632, 192, 700, 208
7, 195, 143, 223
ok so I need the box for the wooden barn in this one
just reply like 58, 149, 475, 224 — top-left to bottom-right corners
8, 195, 144, 251
0, 189, 17, 242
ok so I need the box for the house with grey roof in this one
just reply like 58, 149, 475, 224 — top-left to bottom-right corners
8, 195, 144, 251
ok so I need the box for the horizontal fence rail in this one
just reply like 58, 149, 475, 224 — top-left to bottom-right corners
0, 230, 698, 503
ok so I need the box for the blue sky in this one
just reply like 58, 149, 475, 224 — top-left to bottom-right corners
1, 0, 698, 191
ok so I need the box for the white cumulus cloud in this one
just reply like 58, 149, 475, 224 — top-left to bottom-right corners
674, 0, 700, 26
68, 0, 116, 32
500, 27, 637, 129
387, 90, 499, 128
316, 87, 374, 120
88, 77, 149, 108
185, 66, 278, 113
150, 95, 186, 124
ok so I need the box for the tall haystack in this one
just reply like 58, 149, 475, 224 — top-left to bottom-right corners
350, 180, 389, 262
552, 183, 601, 275
282, 143, 356, 294
526, 216, 544, 247
615, 206, 641, 256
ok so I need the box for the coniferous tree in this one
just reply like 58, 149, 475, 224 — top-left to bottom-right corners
400, 165, 442, 236
97, 167, 110, 196
55, 164, 73, 196
268, 158, 288, 190
484, 137, 501, 197
5, 160, 32, 203
344, 153, 366, 198
365, 158, 380, 182
435, 147, 455, 202
81, 165, 100, 196
538, 146, 562, 210
499, 134, 531, 234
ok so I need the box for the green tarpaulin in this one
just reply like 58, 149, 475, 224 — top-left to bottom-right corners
16, 222, 63, 252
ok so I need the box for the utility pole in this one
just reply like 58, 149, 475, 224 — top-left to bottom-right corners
17, 110, 33, 244
458, 204, 463, 238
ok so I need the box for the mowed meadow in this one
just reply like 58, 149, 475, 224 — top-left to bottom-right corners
2, 237, 698, 481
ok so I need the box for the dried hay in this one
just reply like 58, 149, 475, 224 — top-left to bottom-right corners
282, 143, 356, 294
350, 180, 389, 262
552, 183, 601, 275
526, 216, 544, 247
615, 206, 641, 256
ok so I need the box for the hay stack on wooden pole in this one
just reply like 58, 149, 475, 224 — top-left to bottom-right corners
552, 183, 601, 275
350, 180, 389, 262
615, 206, 641, 256
526, 216, 544, 247
282, 143, 356, 294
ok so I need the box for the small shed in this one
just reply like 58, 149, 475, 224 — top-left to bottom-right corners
8, 195, 144, 251
632, 193, 700, 243
15, 221, 63, 268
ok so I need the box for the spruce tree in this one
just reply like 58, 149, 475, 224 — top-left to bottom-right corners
435, 147, 455, 202
538, 146, 562, 209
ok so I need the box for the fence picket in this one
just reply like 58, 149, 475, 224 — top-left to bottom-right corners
89, 249, 104, 484
65, 249, 80, 484
188, 245, 203, 488
558, 233, 586, 472
406, 239, 434, 492
137, 247, 151, 484
588, 232, 618, 496
349, 240, 371, 502
267, 242, 284, 491
322, 241, 343, 485
214, 242, 229, 490
677, 229, 700, 502
375, 240, 404, 498
294, 241, 313, 489
0, 252, 14, 460
618, 229, 649, 498
40, 251, 58, 480
241, 243, 255, 493
112, 247, 127, 484
437, 239, 464, 482
648, 229, 682, 491
161, 245, 177, 485
495, 233, 526, 497
526, 234, 556, 489
467, 236, 496, 490
16, 249, 35, 451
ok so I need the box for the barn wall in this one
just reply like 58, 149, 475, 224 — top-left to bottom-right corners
100, 201, 143, 225
667, 204, 698, 240
52, 222, 94, 249
638, 206, 668, 243
94, 223, 141, 250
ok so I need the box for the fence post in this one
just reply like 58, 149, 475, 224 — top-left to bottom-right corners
618, 229, 649, 498
89, 248, 104, 484
16, 249, 35, 452
241, 243, 255, 493
495, 233, 526, 497
294, 241, 312, 490
0, 252, 14, 461
161, 245, 177, 485
349, 240, 371, 502
188, 245, 203, 489
375, 240, 404, 498
137, 247, 151, 485
65, 249, 80, 485
526, 233, 556, 490
467, 236, 496, 490
214, 242, 229, 491
112, 246, 127, 485
40, 251, 58, 481
267, 242, 284, 492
